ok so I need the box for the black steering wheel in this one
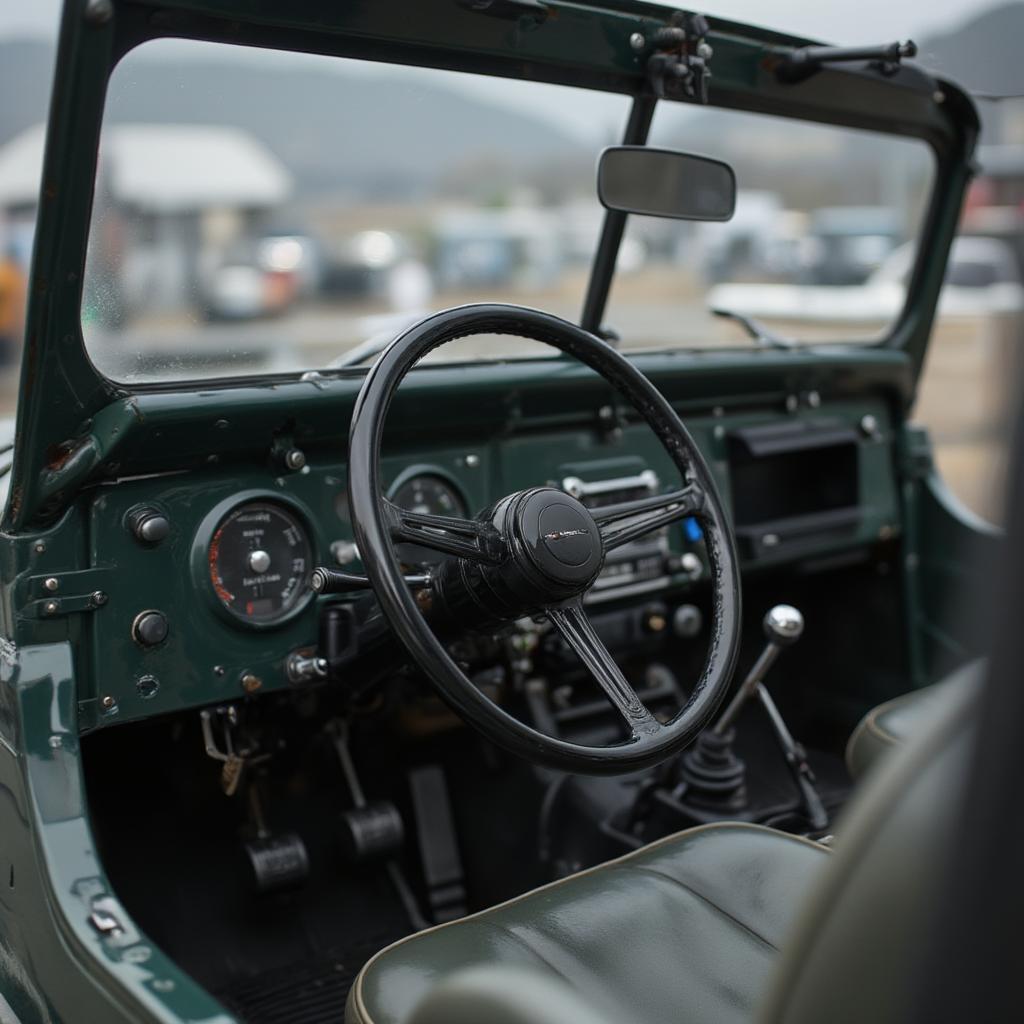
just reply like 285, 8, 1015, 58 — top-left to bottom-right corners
348, 304, 740, 774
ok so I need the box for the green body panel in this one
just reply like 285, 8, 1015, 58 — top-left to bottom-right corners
0, 642, 235, 1023
0, 2, 991, 1023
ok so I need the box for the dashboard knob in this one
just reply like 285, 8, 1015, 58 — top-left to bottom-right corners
673, 603, 703, 638
133, 610, 169, 647
127, 506, 170, 545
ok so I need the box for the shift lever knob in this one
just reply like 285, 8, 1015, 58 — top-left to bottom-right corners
764, 605, 803, 647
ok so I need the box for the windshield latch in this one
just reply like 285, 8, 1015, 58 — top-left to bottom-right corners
645, 13, 713, 104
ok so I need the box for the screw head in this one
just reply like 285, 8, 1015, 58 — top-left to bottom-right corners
92, 590, 108, 607
630, 31, 646, 50
465, 454, 481, 468
43, 600, 59, 616
43, 577, 59, 592
285, 448, 306, 471
100, 695, 117, 711
85, 0, 113, 25
33, 542, 46, 554
241, 673, 262, 694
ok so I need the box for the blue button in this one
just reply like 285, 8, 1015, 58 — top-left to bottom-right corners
683, 517, 703, 543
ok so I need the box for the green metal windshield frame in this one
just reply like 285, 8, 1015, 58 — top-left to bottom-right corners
7, 0, 979, 531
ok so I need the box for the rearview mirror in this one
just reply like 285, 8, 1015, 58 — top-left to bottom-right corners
597, 146, 736, 221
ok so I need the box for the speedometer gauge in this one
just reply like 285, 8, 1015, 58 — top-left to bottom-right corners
208, 501, 313, 625
389, 473, 469, 566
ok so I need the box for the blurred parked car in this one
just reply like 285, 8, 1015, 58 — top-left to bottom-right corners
708, 236, 1024, 327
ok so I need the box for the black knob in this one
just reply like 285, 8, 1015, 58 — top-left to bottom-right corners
133, 610, 169, 647
127, 506, 170, 545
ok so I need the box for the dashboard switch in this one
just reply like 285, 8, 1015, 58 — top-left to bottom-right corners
127, 506, 170, 545
132, 610, 169, 647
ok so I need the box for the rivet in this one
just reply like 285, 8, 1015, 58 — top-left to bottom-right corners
807, 390, 821, 408
43, 600, 59, 616
48, 735, 63, 749
241, 673, 262, 694
91, 590, 108, 606
43, 577, 59, 592
464, 454, 481, 469
630, 32, 646, 50
100, 695, 116, 711
33, 541, 46, 554
213, 665, 226, 678
84, 0, 113, 25
785, 394, 799, 413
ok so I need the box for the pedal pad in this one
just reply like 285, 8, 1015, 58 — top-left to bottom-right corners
244, 833, 310, 894
340, 800, 405, 863
409, 765, 467, 923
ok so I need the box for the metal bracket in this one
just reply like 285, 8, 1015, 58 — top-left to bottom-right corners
645, 12, 713, 102
17, 568, 113, 619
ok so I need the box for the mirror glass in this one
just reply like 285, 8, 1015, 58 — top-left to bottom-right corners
598, 146, 736, 221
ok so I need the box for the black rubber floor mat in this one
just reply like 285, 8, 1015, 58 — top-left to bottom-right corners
217, 934, 400, 1024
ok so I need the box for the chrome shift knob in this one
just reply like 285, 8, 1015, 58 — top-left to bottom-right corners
763, 605, 804, 647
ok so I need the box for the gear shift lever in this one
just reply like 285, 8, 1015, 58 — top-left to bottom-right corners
712, 605, 804, 735
679, 604, 829, 831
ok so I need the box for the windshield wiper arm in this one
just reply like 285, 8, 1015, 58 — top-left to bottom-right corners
711, 308, 794, 350
331, 334, 393, 369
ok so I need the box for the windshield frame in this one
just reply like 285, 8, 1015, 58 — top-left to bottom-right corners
6, 0, 979, 532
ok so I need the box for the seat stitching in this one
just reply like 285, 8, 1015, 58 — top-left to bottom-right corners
620, 864, 780, 952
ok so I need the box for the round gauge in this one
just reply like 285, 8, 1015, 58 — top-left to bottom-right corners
389, 473, 469, 566
207, 501, 313, 625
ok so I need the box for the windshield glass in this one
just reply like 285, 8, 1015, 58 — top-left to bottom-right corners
604, 107, 934, 349
80, 41, 628, 382
80, 40, 935, 381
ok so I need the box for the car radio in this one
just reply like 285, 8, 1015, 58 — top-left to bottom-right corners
562, 470, 675, 603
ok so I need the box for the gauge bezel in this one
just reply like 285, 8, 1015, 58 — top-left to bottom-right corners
385, 465, 470, 517
192, 491, 317, 630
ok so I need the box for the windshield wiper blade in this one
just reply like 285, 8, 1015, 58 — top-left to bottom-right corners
331, 334, 393, 369
711, 308, 794, 350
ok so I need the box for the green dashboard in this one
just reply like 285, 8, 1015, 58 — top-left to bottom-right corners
26, 350, 904, 733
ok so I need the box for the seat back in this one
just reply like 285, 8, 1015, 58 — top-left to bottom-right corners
760, 677, 977, 1024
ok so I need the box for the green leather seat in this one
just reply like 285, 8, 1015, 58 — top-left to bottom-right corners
347, 667, 978, 1024
347, 824, 829, 1024
845, 659, 982, 779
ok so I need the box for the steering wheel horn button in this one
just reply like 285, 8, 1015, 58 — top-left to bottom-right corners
516, 488, 602, 588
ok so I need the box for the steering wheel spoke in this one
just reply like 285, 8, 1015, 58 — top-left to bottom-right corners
384, 499, 505, 564
547, 602, 661, 737
593, 484, 704, 552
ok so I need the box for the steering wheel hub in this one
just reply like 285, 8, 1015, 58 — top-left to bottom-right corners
515, 488, 602, 588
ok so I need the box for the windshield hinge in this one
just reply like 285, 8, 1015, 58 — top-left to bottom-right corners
644, 12, 713, 103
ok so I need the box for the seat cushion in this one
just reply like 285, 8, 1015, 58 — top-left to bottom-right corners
346, 823, 829, 1024
845, 659, 983, 779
